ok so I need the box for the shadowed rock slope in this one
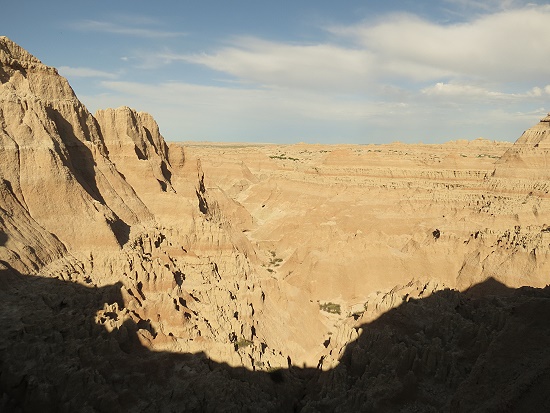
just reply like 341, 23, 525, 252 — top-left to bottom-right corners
2, 36, 550, 412
2, 265, 550, 412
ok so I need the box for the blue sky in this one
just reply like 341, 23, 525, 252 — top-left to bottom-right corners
2, 0, 550, 143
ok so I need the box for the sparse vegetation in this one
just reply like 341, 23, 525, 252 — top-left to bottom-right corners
319, 302, 341, 315
265, 251, 283, 272
477, 153, 500, 159
269, 257, 283, 266
236, 338, 253, 349
270, 153, 299, 161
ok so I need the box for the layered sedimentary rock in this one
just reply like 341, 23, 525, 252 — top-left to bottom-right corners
0, 36, 152, 256
190, 131, 550, 303
0, 35, 292, 389
2, 36, 550, 411
494, 113, 550, 179
94, 107, 176, 217
186, 122, 550, 375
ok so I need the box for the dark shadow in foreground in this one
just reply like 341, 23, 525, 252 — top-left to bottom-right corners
1, 266, 550, 412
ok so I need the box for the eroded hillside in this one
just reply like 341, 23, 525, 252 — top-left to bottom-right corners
1, 36, 550, 411
184, 130, 550, 367
0, 35, 292, 376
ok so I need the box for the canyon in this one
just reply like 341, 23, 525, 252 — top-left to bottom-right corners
1, 35, 550, 411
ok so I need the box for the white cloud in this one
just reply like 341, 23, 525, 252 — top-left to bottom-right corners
58, 66, 118, 79
421, 82, 550, 105
422, 82, 514, 99
167, 38, 377, 92
96, 80, 388, 122
77, 80, 421, 143
75, 5, 550, 143
331, 7, 550, 84
121, 48, 192, 70
77, 78, 544, 144
74, 20, 185, 38
528, 87, 543, 97
158, 6, 550, 96
442, 0, 532, 13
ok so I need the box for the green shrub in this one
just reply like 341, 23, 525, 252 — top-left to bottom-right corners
236, 338, 253, 349
319, 302, 341, 315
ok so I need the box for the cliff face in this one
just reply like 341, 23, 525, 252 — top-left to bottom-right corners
0, 36, 152, 258
0, 36, 286, 374
95, 107, 174, 199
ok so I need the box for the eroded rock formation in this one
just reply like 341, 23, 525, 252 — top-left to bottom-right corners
1, 36, 550, 411
0, 35, 292, 379
494, 113, 550, 179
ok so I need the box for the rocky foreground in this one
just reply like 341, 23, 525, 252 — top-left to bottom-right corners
1, 36, 550, 412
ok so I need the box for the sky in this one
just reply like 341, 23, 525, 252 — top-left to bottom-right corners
1, 0, 550, 144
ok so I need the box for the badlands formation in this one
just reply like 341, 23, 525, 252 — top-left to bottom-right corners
1, 36, 550, 412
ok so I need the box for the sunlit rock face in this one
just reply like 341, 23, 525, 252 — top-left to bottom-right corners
494, 113, 550, 179
1, 36, 550, 411
0, 36, 152, 255
0, 35, 286, 372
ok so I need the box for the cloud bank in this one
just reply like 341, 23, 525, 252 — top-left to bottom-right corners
75, 5, 550, 143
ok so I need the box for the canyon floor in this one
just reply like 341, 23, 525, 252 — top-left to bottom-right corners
2, 35, 550, 412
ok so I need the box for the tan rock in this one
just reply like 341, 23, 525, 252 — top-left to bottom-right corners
3, 35, 550, 412
0, 36, 152, 255
493, 113, 550, 179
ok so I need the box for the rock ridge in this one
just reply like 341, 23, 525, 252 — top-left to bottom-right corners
493, 112, 550, 179
0, 35, 296, 382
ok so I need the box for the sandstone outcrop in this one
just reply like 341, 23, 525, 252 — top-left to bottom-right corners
2, 36, 550, 411
494, 113, 550, 179
94, 107, 177, 219
0, 36, 152, 256
0, 34, 287, 372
